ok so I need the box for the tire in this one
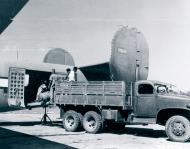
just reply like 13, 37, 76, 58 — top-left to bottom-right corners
83, 111, 102, 133
63, 110, 80, 132
165, 115, 190, 142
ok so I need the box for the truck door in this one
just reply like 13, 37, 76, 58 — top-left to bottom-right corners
134, 82, 157, 117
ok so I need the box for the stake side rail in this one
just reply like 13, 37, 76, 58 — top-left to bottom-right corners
54, 81, 132, 109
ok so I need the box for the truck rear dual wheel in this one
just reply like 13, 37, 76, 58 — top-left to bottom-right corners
63, 110, 82, 132
83, 111, 102, 133
165, 115, 190, 142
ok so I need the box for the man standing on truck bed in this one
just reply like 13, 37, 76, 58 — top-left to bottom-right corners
48, 69, 65, 103
68, 67, 78, 82
65, 68, 71, 81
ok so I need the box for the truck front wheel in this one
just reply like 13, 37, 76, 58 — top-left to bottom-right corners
165, 115, 190, 142
63, 110, 80, 132
83, 111, 102, 133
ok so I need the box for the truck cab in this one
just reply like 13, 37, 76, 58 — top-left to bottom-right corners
132, 80, 190, 142
133, 80, 190, 119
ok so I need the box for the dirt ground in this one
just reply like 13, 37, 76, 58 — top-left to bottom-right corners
0, 108, 190, 149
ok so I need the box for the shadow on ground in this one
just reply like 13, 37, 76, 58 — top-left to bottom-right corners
0, 127, 76, 149
0, 107, 25, 113
104, 126, 167, 139
0, 121, 166, 139
0, 121, 62, 127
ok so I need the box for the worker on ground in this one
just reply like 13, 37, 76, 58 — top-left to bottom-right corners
36, 80, 48, 101
36, 80, 50, 104
68, 67, 78, 82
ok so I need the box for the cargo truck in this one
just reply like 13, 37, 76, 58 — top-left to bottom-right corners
54, 80, 190, 142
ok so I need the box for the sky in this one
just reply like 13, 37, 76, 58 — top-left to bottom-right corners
1, 0, 190, 91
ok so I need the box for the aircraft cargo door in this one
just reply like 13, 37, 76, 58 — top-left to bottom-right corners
8, 67, 26, 107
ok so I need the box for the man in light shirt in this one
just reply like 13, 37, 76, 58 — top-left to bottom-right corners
48, 69, 65, 102
68, 67, 78, 82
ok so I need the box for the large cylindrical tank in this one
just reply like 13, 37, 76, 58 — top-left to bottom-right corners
110, 26, 149, 82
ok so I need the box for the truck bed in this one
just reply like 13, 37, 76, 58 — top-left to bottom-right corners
54, 81, 131, 107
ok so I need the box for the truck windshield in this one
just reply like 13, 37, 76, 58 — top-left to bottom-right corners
167, 85, 180, 94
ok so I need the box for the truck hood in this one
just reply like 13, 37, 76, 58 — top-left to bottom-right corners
157, 93, 190, 101
156, 93, 190, 110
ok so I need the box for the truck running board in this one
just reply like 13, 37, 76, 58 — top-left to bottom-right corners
130, 117, 156, 125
